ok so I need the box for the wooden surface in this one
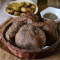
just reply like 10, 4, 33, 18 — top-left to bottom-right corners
0, 0, 60, 60
48, 0, 60, 8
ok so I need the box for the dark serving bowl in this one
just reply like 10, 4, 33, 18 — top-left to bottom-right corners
2, 22, 60, 59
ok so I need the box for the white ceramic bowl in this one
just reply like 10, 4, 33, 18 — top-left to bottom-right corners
40, 7, 60, 23
4, 0, 38, 18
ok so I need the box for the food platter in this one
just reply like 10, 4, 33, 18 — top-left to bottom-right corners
1, 13, 60, 59
0, 0, 60, 59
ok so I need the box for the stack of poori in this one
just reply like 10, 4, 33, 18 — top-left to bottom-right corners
5, 12, 58, 49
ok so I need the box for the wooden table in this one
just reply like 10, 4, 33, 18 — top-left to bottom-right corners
0, 0, 60, 60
